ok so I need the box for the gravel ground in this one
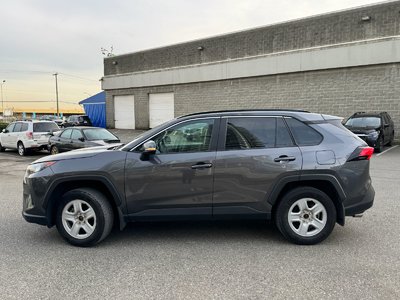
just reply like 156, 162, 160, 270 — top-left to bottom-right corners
0, 146, 399, 299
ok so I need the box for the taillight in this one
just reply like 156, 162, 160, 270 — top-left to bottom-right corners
26, 132, 33, 139
359, 147, 374, 160
347, 146, 374, 162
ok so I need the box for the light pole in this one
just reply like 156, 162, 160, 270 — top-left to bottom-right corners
53, 73, 59, 117
0, 80, 5, 117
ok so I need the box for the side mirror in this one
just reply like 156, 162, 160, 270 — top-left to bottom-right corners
384, 124, 389, 128
142, 140, 157, 154
2, 129, 6, 133
79, 137, 85, 142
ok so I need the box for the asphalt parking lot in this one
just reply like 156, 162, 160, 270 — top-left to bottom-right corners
0, 146, 399, 299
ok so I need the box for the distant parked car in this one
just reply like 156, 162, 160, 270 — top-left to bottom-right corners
344, 112, 395, 152
62, 115, 92, 127
0, 120, 59, 156
48, 127, 120, 154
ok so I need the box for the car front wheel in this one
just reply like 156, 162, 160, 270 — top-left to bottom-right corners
50, 145, 59, 155
0, 142, 5, 152
56, 188, 114, 247
275, 187, 336, 245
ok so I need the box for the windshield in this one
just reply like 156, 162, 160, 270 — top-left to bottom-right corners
82, 128, 119, 141
345, 117, 381, 128
33, 122, 59, 132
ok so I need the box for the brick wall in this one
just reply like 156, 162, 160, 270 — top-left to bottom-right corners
106, 63, 400, 141
105, 1, 400, 75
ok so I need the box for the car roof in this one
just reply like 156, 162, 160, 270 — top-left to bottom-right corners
351, 112, 386, 118
64, 126, 100, 129
177, 109, 325, 122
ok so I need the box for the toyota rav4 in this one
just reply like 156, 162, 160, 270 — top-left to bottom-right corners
22, 110, 375, 246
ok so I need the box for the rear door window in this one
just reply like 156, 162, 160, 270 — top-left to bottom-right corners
276, 118, 294, 147
33, 122, 59, 132
71, 129, 83, 140
285, 118, 323, 146
224, 117, 276, 150
21, 123, 28, 131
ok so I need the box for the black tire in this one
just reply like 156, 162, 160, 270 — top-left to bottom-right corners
0, 142, 5, 152
50, 145, 59, 155
375, 136, 384, 153
275, 187, 336, 245
387, 132, 394, 146
56, 188, 114, 247
17, 142, 26, 156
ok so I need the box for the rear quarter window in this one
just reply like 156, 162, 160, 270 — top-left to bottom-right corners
33, 122, 59, 132
285, 118, 323, 146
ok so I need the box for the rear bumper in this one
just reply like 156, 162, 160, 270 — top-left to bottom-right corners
344, 184, 375, 216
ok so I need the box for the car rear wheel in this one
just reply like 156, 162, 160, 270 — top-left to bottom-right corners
275, 187, 336, 245
17, 142, 26, 156
388, 132, 394, 146
50, 145, 59, 155
56, 188, 114, 247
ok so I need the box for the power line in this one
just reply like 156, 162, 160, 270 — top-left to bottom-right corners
58, 72, 99, 82
0, 69, 99, 82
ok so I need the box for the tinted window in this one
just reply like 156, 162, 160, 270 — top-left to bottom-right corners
21, 123, 28, 131
33, 122, 59, 132
71, 129, 83, 140
276, 118, 294, 147
6, 123, 15, 132
78, 116, 91, 123
13, 123, 23, 132
82, 129, 117, 141
286, 118, 323, 146
150, 119, 214, 154
60, 129, 72, 138
225, 117, 275, 150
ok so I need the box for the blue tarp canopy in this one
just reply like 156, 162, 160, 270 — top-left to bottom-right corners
79, 92, 106, 128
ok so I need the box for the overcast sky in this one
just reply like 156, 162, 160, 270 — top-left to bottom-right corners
0, 0, 386, 111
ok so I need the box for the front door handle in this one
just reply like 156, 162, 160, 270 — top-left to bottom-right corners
191, 162, 213, 169
274, 155, 296, 162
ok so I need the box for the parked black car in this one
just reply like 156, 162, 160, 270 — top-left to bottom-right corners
48, 127, 120, 154
62, 115, 92, 128
23, 110, 375, 247
344, 112, 395, 152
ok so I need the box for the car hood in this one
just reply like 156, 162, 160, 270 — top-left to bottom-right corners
345, 126, 379, 135
89, 139, 121, 146
33, 144, 124, 163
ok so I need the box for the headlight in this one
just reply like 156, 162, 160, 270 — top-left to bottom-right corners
24, 161, 56, 184
368, 131, 379, 138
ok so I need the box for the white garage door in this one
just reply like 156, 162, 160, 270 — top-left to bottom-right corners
114, 95, 135, 129
149, 93, 174, 128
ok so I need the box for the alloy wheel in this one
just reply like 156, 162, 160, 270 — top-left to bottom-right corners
61, 200, 97, 239
287, 198, 327, 237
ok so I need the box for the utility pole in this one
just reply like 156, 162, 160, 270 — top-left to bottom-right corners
53, 73, 59, 117
0, 80, 5, 117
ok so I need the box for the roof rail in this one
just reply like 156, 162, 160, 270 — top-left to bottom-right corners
179, 109, 310, 118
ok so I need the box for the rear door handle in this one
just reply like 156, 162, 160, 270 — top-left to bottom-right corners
191, 162, 213, 169
274, 155, 296, 162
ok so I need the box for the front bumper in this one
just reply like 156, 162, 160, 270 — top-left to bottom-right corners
22, 167, 54, 226
344, 184, 375, 216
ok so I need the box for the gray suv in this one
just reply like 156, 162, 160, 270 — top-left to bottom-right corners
22, 110, 375, 246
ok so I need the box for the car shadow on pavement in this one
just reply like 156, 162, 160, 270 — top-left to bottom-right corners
103, 220, 286, 246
